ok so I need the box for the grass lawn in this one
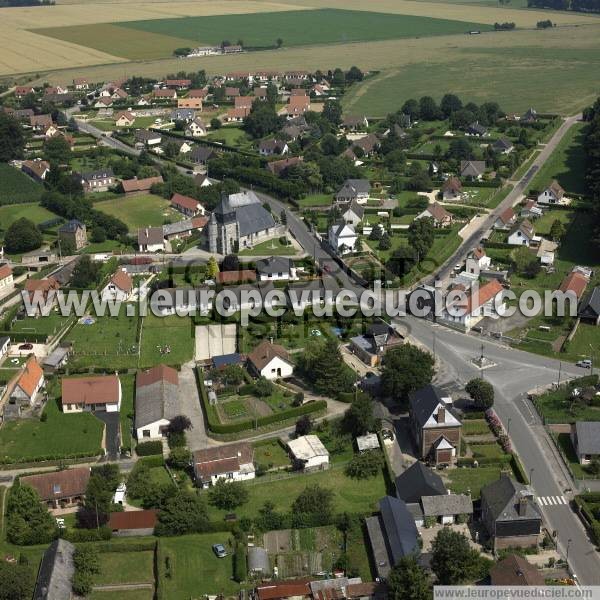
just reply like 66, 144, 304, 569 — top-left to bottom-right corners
10, 312, 70, 338
95, 194, 182, 232
0, 398, 104, 463
0, 164, 44, 205
158, 532, 240, 598
206, 125, 251, 148
555, 432, 593, 480
445, 465, 504, 499
205, 465, 386, 522
95, 551, 155, 585
463, 420, 491, 436
527, 122, 587, 195
67, 313, 140, 370
253, 439, 290, 469
532, 378, 600, 423
297, 194, 333, 208
81, 239, 127, 255
239, 237, 297, 256
0, 202, 56, 230
469, 443, 506, 459
459, 186, 498, 208
139, 313, 194, 368
120, 374, 135, 452
88, 592, 154, 600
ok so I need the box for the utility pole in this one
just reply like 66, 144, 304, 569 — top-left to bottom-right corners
557, 361, 562, 387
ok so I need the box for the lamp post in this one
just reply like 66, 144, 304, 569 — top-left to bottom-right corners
567, 538, 572, 562
529, 467, 535, 486
507, 417, 512, 436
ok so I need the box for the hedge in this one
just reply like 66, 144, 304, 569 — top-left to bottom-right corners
456, 454, 512, 467
510, 453, 529, 484
79, 540, 157, 553
136, 441, 164, 456
139, 454, 166, 468
64, 526, 112, 542
197, 368, 326, 434
0, 449, 103, 466
462, 411, 486, 420
233, 544, 246, 583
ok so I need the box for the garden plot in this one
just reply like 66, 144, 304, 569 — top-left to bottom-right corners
195, 323, 236, 361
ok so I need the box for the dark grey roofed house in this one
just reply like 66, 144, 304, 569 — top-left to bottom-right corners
138, 227, 164, 247
335, 179, 371, 203
395, 461, 447, 503
256, 256, 294, 276
34, 539, 76, 600
493, 138, 514, 153
460, 160, 486, 179
421, 494, 473, 517
170, 108, 195, 122
190, 146, 217, 165
578, 287, 600, 325
366, 495, 419, 578
409, 385, 453, 429
135, 129, 161, 144
341, 199, 365, 225
58, 219, 84, 234
571, 421, 600, 463
466, 121, 488, 136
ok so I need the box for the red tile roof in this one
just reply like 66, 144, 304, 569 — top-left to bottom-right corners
109, 269, 133, 293
170, 193, 199, 212
216, 270, 256, 284
21, 467, 90, 502
121, 176, 163, 193
14, 356, 43, 398
257, 581, 311, 600
137, 364, 178, 387
559, 271, 588, 299
452, 279, 504, 313
490, 554, 545, 586
61, 375, 120, 407
498, 206, 515, 225
108, 509, 158, 530
0, 263, 12, 280
248, 340, 290, 371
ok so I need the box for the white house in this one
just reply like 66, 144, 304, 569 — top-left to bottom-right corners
0, 263, 14, 295
341, 200, 365, 227
135, 365, 179, 440
101, 269, 133, 302
507, 220, 535, 246
494, 207, 516, 230
247, 340, 294, 380
441, 279, 507, 331
0, 336, 9, 359
538, 180, 565, 205
184, 117, 207, 137
255, 256, 297, 282
9, 356, 44, 407
288, 435, 330, 471
465, 247, 491, 276
138, 227, 165, 253
61, 374, 122, 413
329, 222, 357, 255
571, 422, 600, 465
193, 442, 255, 488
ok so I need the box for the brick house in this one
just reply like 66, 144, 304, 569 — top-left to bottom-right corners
58, 219, 87, 250
409, 385, 461, 465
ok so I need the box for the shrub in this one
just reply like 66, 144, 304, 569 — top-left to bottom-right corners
136, 441, 163, 456
233, 544, 246, 583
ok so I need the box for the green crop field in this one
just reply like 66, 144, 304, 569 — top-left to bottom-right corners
35, 9, 490, 60
0, 164, 44, 205
95, 194, 182, 232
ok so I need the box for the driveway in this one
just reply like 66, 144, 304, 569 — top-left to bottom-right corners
94, 412, 121, 460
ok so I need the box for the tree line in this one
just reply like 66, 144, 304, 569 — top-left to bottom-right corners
583, 97, 600, 246
528, 0, 600, 11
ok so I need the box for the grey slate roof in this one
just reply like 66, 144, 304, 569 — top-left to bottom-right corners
138, 227, 164, 246
493, 138, 514, 152
574, 421, 600, 455
480, 475, 541, 523
578, 287, 600, 320
342, 199, 365, 220
409, 385, 453, 428
460, 160, 486, 178
256, 256, 294, 275
335, 179, 371, 199
395, 461, 447, 503
379, 495, 420, 563
135, 368, 179, 430
163, 218, 198, 237
190, 146, 217, 164
34, 539, 75, 600
42, 346, 69, 369
58, 219, 84, 233
236, 204, 276, 237
421, 494, 473, 516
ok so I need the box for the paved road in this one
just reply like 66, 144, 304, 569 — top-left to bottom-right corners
430, 114, 583, 286
399, 316, 600, 584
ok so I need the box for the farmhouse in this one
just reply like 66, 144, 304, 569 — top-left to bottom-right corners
165, 79, 192, 89
287, 435, 329, 471
226, 107, 250, 122
170, 193, 204, 217
135, 365, 179, 440
207, 191, 278, 255
58, 219, 87, 250
8, 356, 44, 407
285, 95, 310, 116
538, 180, 566, 205
30, 114, 53, 131
193, 442, 255, 488
415, 202, 453, 228
342, 115, 369, 131
329, 221, 357, 255
138, 227, 165, 253
353, 133, 380, 157
190, 146, 217, 165
101, 269, 133, 302
235, 96, 254, 109
335, 179, 371, 204
480, 475, 542, 551
570, 421, 600, 464
77, 169, 114, 193
15, 85, 35, 97
247, 340, 294, 380
121, 175, 163, 194
21, 467, 90, 509
61, 374, 122, 413
73, 77, 89, 90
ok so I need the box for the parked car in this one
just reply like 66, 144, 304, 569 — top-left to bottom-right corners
576, 359, 592, 369
212, 543, 227, 558
18, 343, 33, 350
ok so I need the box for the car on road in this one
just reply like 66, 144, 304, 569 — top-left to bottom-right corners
212, 543, 228, 558
18, 343, 33, 350
576, 359, 592, 369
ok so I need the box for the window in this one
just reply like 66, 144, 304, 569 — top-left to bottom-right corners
143, 430, 150, 438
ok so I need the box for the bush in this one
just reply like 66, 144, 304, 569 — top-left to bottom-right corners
136, 441, 163, 456
233, 544, 246, 583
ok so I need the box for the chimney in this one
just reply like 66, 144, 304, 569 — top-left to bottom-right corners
437, 406, 445, 423
518, 496, 528, 516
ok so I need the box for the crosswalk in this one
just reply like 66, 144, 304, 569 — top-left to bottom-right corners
536, 495, 568, 507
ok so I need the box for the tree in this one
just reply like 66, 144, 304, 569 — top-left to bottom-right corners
6, 484, 57, 545
4, 218, 42, 254
549, 219, 566, 241
90, 227, 106, 243
440, 94, 463, 118
295, 415, 313, 437
379, 234, 391, 251
430, 528, 481, 584
215, 364, 245, 385
381, 344, 435, 402
168, 447, 191, 469
523, 260, 541, 279
276, 37, 283, 48
169, 415, 193, 434
408, 217, 435, 259
345, 450, 383, 479
447, 137, 473, 161
155, 491, 210, 536
210, 117, 222, 130
465, 378, 495, 409
292, 484, 334, 520
299, 338, 356, 396
343, 394, 380, 436
387, 244, 418, 277
322, 99, 343, 125
222, 254, 240, 271
0, 560, 34, 600
256, 500, 285, 530
207, 256, 219, 279
43, 135, 72, 165
387, 556, 431, 600
401, 99, 419, 120
0, 112, 24, 161
244, 100, 281, 138
418, 96, 439, 121
346, 66, 364, 83
208, 479, 249, 509
70, 255, 101, 288
369, 226, 383, 241
253, 376, 274, 397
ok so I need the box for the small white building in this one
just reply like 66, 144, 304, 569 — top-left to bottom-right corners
112, 482, 127, 505
288, 435, 330, 471
255, 256, 297, 282
507, 220, 536, 247
61, 374, 122, 413
247, 340, 294, 380
101, 269, 133, 302
193, 442, 255, 488
9, 356, 44, 407
356, 433, 381, 453
465, 247, 491, 276
538, 180, 565, 205
329, 222, 357, 255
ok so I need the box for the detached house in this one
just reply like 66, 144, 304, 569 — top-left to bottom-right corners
329, 221, 357, 255
538, 180, 565, 205
442, 279, 506, 330
341, 200, 365, 227
101, 269, 133, 302
135, 129, 162, 147
193, 442, 255, 488
335, 179, 371, 204
493, 138, 514, 154
481, 475, 542, 550
21, 467, 90, 509
409, 385, 461, 465
256, 256, 297, 281
115, 111, 135, 127
465, 121, 488, 137
22, 159, 50, 182
259, 139, 289, 156
184, 117, 207, 137
61, 374, 122, 413
342, 115, 369, 131
138, 227, 165, 253
9, 356, 44, 407
442, 177, 462, 201
153, 88, 177, 100
58, 219, 87, 250
170, 193, 204, 217
350, 322, 403, 367
494, 206, 516, 230
507, 219, 536, 246
465, 247, 491, 275
78, 169, 114, 193
247, 340, 294, 380
460, 160, 486, 181
415, 202, 453, 228
135, 365, 179, 440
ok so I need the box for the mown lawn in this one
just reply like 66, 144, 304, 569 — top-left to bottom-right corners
0, 399, 104, 462
95, 194, 182, 232
239, 237, 297, 256
253, 439, 290, 469
139, 313, 194, 368
445, 465, 504, 499
0, 201, 56, 228
297, 194, 333, 208
463, 420, 491, 436
95, 551, 155, 585
0, 164, 44, 205
88, 591, 154, 600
